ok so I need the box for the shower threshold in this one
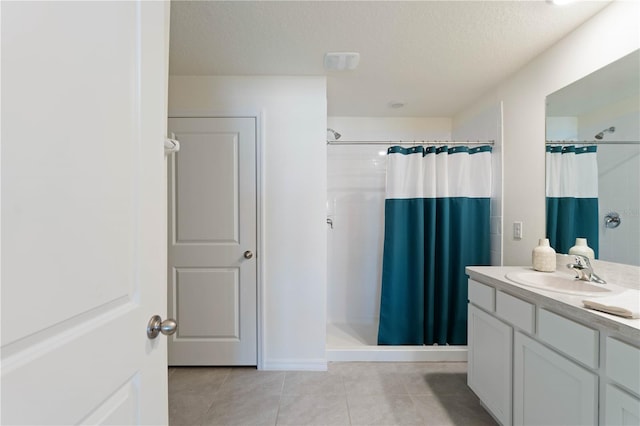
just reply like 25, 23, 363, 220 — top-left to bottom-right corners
326, 322, 467, 362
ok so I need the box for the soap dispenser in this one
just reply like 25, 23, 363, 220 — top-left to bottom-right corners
532, 238, 556, 272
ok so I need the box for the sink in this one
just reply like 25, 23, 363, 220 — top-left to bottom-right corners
505, 270, 613, 297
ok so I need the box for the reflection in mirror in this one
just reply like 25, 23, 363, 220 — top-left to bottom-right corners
546, 49, 639, 266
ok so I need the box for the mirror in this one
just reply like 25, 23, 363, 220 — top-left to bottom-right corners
545, 49, 640, 266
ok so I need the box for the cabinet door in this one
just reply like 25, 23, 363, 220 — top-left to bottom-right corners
514, 332, 597, 426
605, 385, 640, 426
468, 304, 513, 426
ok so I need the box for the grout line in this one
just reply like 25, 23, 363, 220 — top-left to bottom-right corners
344, 393, 354, 426
273, 371, 287, 426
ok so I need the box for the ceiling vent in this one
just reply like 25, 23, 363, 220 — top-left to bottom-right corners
324, 52, 360, 71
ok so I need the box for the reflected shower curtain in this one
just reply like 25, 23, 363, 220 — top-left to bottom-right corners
546, 145, 599, 257
377, 145, 492, 345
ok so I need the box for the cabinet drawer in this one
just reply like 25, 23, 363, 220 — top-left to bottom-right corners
496, 291, 535, 334
468, 279, 495, 311
538, 309, 599, 369
607, 337, 640, 396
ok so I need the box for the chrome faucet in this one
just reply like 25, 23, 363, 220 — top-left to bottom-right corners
566, 255, 606, 284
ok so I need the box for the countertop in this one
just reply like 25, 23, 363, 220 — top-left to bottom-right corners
466, 257, 640, 342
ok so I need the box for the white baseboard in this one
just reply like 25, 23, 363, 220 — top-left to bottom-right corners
259, 349, 467, 368
327, 346, 468, 362
261, 358, 328, 371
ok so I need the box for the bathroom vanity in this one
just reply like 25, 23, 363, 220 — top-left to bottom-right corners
466, 262, 640, 426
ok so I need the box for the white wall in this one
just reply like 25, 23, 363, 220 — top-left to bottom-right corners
169, 76, 328, 370
454, 1, 640, 266
328, 117, 452, 141
325, 117, 452, 327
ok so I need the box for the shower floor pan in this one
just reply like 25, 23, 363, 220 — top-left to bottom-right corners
326, 322, 467, 362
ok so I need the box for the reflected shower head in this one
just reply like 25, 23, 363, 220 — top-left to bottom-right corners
595, 126, 615, 140
327, 128, 342, 140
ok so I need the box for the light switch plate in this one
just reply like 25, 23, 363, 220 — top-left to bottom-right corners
514, 221, 523, 240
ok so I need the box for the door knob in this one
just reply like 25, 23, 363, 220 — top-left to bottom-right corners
244, 250, 254, 259
147, 315, 177, 339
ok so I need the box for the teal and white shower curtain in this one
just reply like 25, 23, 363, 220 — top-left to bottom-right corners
377, 145, 492, 345
546, 145, 599, 257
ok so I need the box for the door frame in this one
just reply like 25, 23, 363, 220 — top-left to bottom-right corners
167, 110, 265, 369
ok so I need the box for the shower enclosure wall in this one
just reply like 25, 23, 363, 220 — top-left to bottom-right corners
326, 143, 466, 361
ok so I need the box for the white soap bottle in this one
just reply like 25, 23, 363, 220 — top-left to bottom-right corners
569, 238, 595, 259
532, 238, 556, 272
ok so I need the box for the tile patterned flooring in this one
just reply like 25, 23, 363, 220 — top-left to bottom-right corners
169, 362, 498, 426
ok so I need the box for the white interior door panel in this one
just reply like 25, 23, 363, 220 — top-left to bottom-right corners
1, 2, 170, 424
168, 117, 258, 366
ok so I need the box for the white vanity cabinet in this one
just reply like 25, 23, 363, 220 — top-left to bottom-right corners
514, 331, 598, 425
466, 267, 640, 426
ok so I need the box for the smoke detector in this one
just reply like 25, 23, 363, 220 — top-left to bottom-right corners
324, 52, 360, 71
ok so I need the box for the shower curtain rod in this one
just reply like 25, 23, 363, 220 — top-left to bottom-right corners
326, 140, 494, 146
546, 140, 640, 145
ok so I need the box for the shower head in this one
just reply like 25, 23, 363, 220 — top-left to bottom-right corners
594, 126, 615, 140
327, 128, 342, 140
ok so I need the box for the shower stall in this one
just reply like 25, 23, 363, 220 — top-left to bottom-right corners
326, 142, 467, 362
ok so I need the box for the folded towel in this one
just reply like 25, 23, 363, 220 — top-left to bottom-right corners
583, 290, 640, 319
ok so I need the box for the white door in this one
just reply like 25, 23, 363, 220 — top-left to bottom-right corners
467, 304, 513, 426
514, 332, 598, 426
605, 384, 640, 425
1, 2, 170, 424
167, 117, 258, 366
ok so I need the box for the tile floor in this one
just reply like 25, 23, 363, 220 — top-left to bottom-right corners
168, 362, 498, 426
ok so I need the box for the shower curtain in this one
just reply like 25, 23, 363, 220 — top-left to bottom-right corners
377, 145, 492, 345
546, 145, 599, 257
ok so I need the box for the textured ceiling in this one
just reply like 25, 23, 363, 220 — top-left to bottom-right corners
169, 1, 612, 117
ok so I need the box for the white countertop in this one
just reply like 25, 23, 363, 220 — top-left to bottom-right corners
466, 258, 640, 342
